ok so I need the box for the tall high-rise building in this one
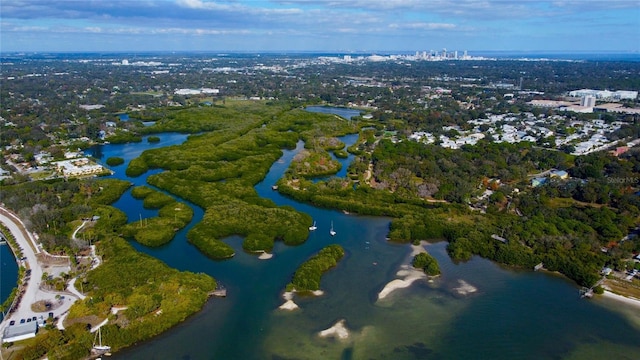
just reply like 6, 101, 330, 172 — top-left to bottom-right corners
581, 95, 596, 107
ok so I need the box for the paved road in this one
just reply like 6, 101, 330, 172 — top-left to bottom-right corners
0, 207, 78, 338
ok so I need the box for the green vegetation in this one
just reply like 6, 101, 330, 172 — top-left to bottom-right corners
288, 244, 345, 291
14, 236, 216, 360
0, 179, 131, 252
280, 127, 640, 288
106, 156, 125, 166
125, 157, 149, 177
147, 135, 161, 143
122, 186, 193, 247
289, 149, 341, 178
412, 252, 441, 276
1, 177, 214, 359
70, 237, 215, 350
334, 149, 349, 159
122, 101, 358, 259
106, 130, 142, 144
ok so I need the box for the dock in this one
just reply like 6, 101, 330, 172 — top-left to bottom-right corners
580, 276, 606, 299
580, 287, 594, 298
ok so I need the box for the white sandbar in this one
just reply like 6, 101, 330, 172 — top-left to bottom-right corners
453, 279, 477, 295
318, 319, 350, 340
377, 265, 426, 300
279, 299, 299, 311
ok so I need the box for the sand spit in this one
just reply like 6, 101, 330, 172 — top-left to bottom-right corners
377, 265, 427, 300
278, 291, 299, 311
453, 280, 477, 296
410, 241, 429, 256
318, 319, 350, 340
279, 300, 299, 311
278, 289, 323, 311
258, 251, 274, 260
377, 242, 435, 301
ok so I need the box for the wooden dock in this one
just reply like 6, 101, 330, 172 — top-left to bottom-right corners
580, 287, 594, 298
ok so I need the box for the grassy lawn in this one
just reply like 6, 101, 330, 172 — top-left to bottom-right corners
603, 277, 640, 299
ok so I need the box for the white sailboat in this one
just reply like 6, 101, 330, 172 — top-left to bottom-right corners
92, 327, 111, 355
309, 221, 317, 231
330, 221, 336, 236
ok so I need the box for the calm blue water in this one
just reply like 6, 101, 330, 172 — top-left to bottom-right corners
305, 106, 361, 120
0, 244, 18, 321
2, 108, 640, 358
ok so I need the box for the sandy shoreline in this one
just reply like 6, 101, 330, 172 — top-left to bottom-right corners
279, 299, 299, 310
278, 289, 324, 311
602, 290, 640, 308
377, 267, 426, 300
377, 242, 433, 301
258, 251, 273, 260
318, 319, 350, 340
279, 291, 299, 311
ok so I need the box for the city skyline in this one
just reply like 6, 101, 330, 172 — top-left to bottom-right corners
1, 0, 639, 53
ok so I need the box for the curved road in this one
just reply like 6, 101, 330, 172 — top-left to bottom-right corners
0, 207, 79, 339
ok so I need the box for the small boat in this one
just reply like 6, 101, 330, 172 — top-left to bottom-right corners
92, 327, 111, 355
309, 221, 317, 231
271, 185, 278, 190
330, 221, 336, 236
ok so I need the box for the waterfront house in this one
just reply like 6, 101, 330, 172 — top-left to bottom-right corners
550, 170, 569, 180
531, 177, 547, 187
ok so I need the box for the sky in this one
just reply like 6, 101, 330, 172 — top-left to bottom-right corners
1, 0, 639, 53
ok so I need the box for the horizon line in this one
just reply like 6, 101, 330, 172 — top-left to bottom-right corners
2, 49, 639, 55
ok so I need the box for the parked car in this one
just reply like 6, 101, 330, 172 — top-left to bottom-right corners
20, 319, 25, 324
32, 316, 37, 322
26, 318, 31, 322
48, 312, 54, 318
9, 320, 15, 326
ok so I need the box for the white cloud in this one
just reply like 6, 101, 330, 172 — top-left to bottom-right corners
389, 22, 456, 30
176, 0, 232, 10
177, 0, 303, 15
